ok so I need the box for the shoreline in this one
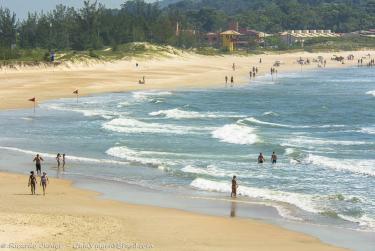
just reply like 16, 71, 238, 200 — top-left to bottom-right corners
0, 171, 347, 251
0, 50, 373, 110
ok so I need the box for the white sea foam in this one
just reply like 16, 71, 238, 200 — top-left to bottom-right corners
262, 111, 279, 116
284, 136, 372, 148
304, 154, 375, 176
366, 90, 375, 97
360, 127, 375, 135
338, 214, 375, 231
149, 108, 244, 119
103, 117, 209, 135
132, 91, 172, 102
0, 146, 129, 165
243, 117, 344, 129
182, 165, 234, 177
106, 146, 166, 167
42, 104, 119, 119
285, 148, 296, 155
190, 178, 319, 213
212, 124, 258, 145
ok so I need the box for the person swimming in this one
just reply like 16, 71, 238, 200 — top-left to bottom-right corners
231, 176, 238, 198
271, 152, 277, 164
28, 171, 37, 195
40, 172, 49, 196
258, 153, 265, 164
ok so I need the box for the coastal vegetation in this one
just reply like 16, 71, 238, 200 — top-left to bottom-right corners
0, 0, 374, 63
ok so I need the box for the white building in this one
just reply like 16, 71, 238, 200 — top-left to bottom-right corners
280, 30, 340, 46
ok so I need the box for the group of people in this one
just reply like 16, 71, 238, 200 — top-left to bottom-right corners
249, 66, 259, 79
225, 75, 235, 87
28, 153, 67, 195
230, 152, 278, 198
56, 153, 66, 169
28, 171, 49, 196
257, 152, 277, 164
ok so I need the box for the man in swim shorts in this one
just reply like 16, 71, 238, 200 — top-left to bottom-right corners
33, 154, 44, 176
258, 153, 265, 164
271, 152, 277, 164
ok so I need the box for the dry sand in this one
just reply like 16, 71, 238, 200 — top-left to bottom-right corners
0, 172, 346, 251
0, 50, 372, 110
0, 51, 369, 250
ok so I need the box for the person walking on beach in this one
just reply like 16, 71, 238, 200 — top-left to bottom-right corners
249, 71, 252, 79
232, 63, 236, 71
33, 154, 44, 176
225, 76, 228, 86
56, 153, 61, 168
230, 76, 234, 87
40, 172, 49, 196
231, 176, 238, 198
28, 171, 37, 195
259, 58, 262, 63
271, 152, 277, 164
258, 153, 265, 164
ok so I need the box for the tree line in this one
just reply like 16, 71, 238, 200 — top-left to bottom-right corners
0, 0, 374, 53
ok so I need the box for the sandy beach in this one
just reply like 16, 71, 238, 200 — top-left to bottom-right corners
0, 50, 373, 250
0, 172, 346, 251
0, 50, 373, 110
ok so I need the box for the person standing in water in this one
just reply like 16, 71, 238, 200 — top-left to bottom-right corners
231, 176, 238, 198
56, 153, 61, 168
258, 153, 265, 164
271, 152, 277, 164
40, 172, 49, 196
62, 154, 66, 168
33, 154, 44, 176
28, 171, 37, 195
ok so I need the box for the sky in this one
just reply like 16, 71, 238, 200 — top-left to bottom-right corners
0, 0, 154, 20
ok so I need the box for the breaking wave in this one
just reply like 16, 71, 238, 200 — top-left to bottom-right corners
149, 108, 244, 119
212, 124, 258, 145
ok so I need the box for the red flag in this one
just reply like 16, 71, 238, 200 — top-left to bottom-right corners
73, 89, 79, 94
28, 97, 36, 102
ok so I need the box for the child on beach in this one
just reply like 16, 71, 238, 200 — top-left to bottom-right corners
40, 172, 49, 196
28, 171, 37, 195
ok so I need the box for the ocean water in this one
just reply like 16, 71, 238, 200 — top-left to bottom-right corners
0, 67, 374, 233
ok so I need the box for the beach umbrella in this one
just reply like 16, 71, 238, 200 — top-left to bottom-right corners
73, 89, 79, 103
28, 97, 36, 114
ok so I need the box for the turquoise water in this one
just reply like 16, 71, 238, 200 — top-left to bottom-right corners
0, 67, 374, 232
